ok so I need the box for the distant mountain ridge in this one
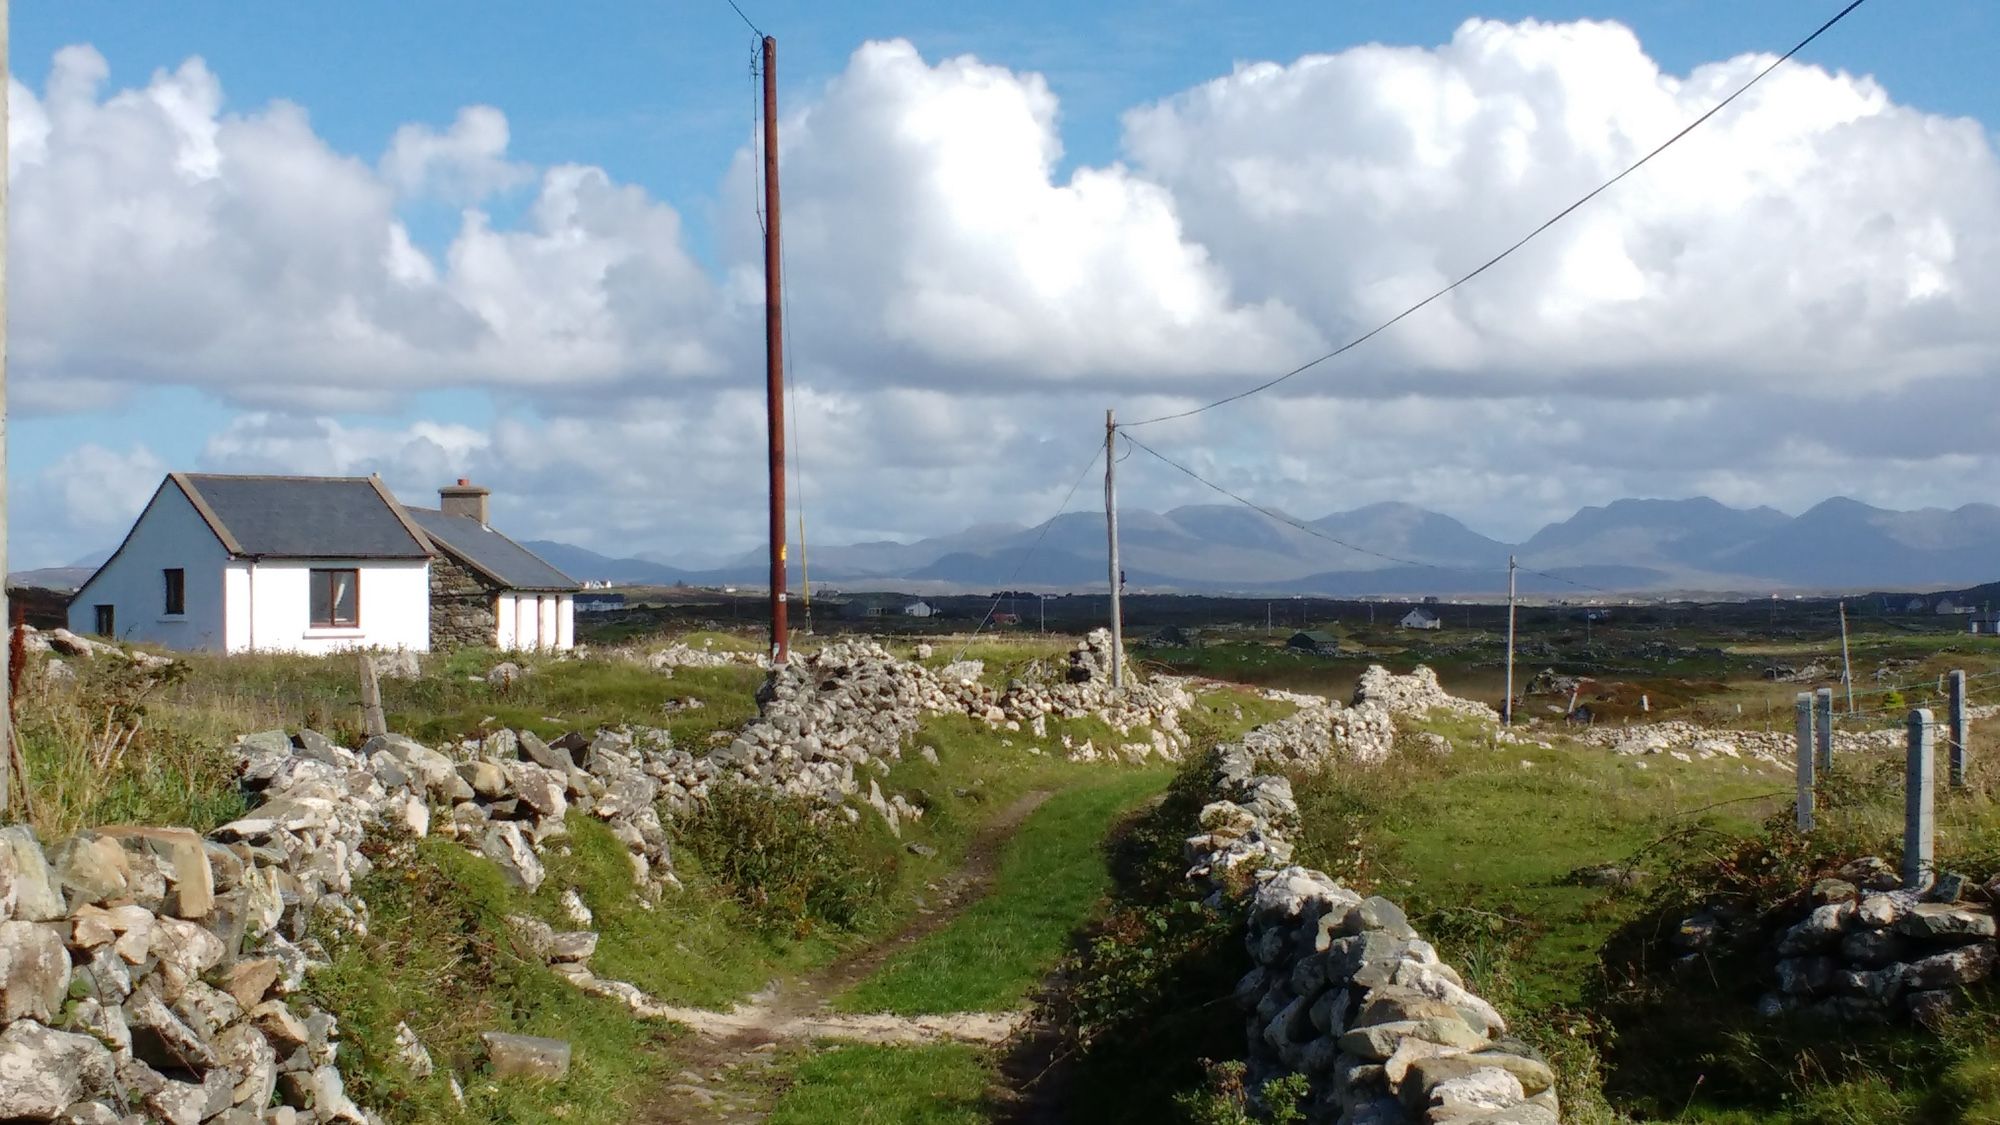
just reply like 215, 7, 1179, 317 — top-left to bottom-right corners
36, 497, 1994, 597
530, 496, 2000, 596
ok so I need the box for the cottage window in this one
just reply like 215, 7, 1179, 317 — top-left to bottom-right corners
310, 569, 360, 628
163, 569, 186, 615
93, 605, 115, 637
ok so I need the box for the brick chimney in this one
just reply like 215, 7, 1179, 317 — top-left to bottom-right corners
439, 478, 490, 525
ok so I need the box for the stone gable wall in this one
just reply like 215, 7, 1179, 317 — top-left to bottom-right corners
428, 553, 496, 651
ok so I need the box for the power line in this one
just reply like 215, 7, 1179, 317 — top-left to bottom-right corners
1120, 431, 1625, 597
723, 0, 763, 38
1122, 0, 1873, 429
954, 442, 1105, 658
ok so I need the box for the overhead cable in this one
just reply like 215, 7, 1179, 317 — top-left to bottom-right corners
1122, 0, 1873, 428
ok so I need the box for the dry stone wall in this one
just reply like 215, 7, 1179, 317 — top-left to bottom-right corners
0, 629, 1196, 1120
1182, 670, 1555, 1124
1674, 857, 2000, 1027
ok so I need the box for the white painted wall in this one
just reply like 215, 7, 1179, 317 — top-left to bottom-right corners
230, 559, 432, 654
492, 590, 576, 652
68, 485, 232, 651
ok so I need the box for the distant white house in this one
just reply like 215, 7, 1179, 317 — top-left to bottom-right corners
1936, 597, 1973, 616
903, 601, 936, 618
1399, 608, 1442, 631
69, 474, 579, 654
575, 592, 628, 613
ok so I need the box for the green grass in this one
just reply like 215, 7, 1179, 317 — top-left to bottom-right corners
766, 1044, 991, 1124
838, 767, 1172, 1015
307, 836, 679, 1124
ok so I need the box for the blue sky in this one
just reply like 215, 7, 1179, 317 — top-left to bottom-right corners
11, 1, 2000, 567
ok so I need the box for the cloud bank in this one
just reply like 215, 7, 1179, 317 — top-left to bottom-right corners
11, 20, 2000, 566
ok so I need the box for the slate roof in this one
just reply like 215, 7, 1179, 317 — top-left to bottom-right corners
405, 508, 579, 592
175, 474, 432, 559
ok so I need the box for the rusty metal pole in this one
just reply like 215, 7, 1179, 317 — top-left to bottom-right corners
761, 35, 789, 666
1, 0, 13, 818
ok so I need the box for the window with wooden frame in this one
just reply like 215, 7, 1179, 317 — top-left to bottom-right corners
310, 568, 360, 628
163, 568, 186, 615
94, 604, 115, 637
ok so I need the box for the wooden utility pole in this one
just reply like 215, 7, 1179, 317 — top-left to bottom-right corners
1503, 556, 1517, 725
1, 0, 13, 818
761, 35, 789, 665
1105, 410, 1123, 690
1838, 601, 1854, 713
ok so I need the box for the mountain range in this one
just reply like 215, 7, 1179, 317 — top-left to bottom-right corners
522, 496, 2000, 597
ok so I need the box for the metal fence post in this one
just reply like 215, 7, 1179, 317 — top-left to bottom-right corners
1949, 670, 1968, 789
1815, 687, 1833, 774
1905, 709, 1936, 889
1795, 692, 1815, 832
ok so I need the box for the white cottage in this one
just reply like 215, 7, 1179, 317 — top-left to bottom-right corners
1399, 607, 1442, 631
69, 474, 581, 654
69, 474, 435, 653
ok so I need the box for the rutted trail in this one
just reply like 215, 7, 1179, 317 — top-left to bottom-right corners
637, 790, 1052, 1123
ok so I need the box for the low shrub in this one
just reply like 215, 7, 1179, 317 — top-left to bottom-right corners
674, 782, 888, 934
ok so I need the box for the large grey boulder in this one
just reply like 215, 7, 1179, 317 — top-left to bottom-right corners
0, 1021, 117, 1119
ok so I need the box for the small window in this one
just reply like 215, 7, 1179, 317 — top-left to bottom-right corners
163, 569, 186, 616
310, 569, 360, 628
94, 604, 115, 637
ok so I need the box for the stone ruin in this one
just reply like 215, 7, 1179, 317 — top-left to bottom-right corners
1675, 857, 2000, 1027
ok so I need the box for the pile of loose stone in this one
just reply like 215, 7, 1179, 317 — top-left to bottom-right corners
19, 625, 179, 678
1674, 857, 2000, 1026
1572, 720, 1896, 767
698, 632, 1196, 816
1237, 667, 1498, 771
1, 802, 371, 1121
1181, 674, 1552, 1124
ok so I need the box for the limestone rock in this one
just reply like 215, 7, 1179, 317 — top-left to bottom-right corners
482, 1031, 572, 1080
0, 920, 73, 1021
0, 826, 68, 922
0, 1021, 117, 1120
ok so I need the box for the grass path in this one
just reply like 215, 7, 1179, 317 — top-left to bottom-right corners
835, 768, 1172, 1016
742, 770, 1173, 1123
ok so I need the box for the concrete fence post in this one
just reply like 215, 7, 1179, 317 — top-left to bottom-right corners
1905, 709, 1936, 889
1949, 669, 1968, 789
1815, 687, 1834, 774
1795, 692, 1815, 832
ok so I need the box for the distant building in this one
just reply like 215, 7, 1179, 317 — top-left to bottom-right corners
575, 592, 627, 613
1399, 608, 1442, 631
1288, 630, 1341, 655
839, 594, 900, 619
1150, 625, 1198, 647
1905, 597, 1929, 613
991, 612, 1021, 626
903, 601, 936, 618
1937, 597, 1973, 615
1972, 610, 2000, 635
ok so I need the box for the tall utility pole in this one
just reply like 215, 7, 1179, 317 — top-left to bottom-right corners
1838, 601, 1854, 713
761, 35, 789, 666
0, 0, 12, 818
1104, 410, 1124, 690
1504, 556, 1517, 726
